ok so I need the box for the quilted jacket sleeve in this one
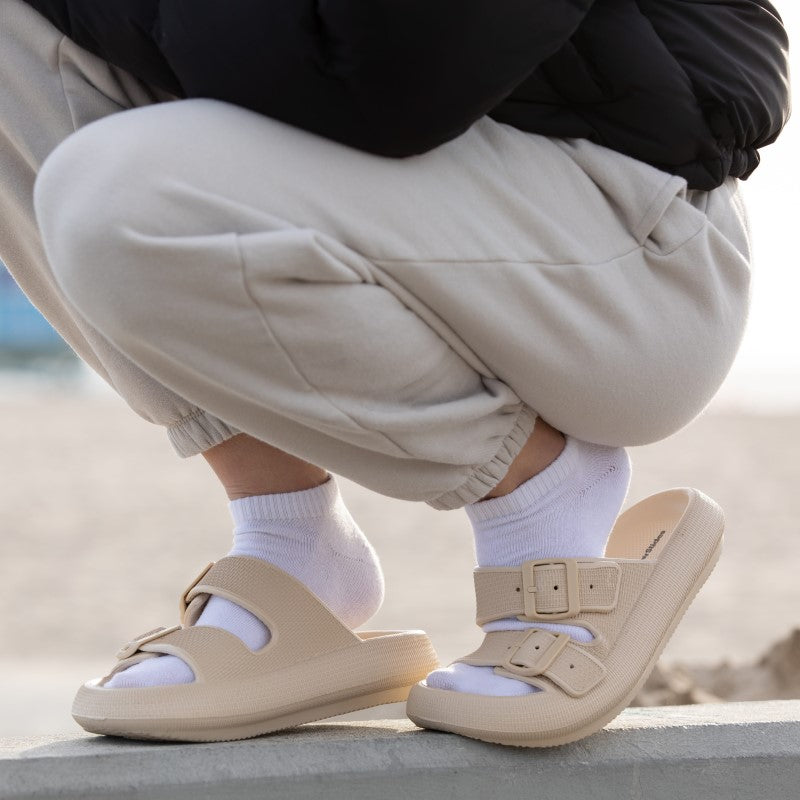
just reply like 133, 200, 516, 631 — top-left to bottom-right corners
22, 0, 594, 156
636, 0, 791, 182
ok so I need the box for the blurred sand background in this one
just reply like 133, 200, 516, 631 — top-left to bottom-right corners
1, 376, 798, 736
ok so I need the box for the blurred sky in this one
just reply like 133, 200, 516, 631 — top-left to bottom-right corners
715, 1, 800, 411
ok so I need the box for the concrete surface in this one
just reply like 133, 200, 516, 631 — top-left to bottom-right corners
1, 701, 799, 800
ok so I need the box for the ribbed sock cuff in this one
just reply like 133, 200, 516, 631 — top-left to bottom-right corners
228, 474, 339, 524
464, 434, 582, 523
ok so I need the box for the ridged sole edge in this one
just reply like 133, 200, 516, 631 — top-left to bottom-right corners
74, 683, 417, 743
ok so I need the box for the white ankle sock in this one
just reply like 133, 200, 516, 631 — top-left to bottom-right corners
106, 475, 384, 688
426, 435, 631, 697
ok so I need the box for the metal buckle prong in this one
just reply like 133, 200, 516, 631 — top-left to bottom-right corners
519, 558, 580, 622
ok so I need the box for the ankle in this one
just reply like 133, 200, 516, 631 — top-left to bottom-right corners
224, 472, 329, 500
467, 437, 631, 566
203, 433, 330, 499
480, 419, 565, 500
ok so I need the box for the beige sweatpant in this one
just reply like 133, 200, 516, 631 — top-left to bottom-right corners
0, 0, 752, 509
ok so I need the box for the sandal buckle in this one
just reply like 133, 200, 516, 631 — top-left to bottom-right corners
502, 630, 571, 678
518, 558, 581, 622
116, 624, 182, 660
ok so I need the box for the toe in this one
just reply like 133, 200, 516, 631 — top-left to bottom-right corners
425, 663, 538, 697
105, 655, 195, 688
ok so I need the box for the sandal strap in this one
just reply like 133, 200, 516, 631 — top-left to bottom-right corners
180, 556, 359, 649
109, 556, 361, 681
457, 629, 606, 697
474, 559, 621, 625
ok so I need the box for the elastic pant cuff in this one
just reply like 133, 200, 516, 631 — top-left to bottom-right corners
426, 404, 538, 511
167, 410, 241, 457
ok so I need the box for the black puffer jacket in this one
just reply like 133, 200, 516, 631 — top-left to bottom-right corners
23, 0, 791, 189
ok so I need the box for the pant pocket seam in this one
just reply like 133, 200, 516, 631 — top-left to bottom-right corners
55, 36, 80, 134
643, 218, 708, 258
631, 174, 689, 246
234, 233, 412, 457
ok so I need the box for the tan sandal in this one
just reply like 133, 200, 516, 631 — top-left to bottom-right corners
72, 555, 439, 742
405, 487, 724, 747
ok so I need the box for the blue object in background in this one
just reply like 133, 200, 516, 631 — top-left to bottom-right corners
1, 262, 69, 354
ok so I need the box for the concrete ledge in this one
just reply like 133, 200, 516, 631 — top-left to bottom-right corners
2, 701, 799, 800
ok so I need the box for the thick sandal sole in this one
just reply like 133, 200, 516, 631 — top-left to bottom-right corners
75, 683, 416, 743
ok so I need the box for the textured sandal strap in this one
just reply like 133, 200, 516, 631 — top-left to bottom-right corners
182, 556, 360, 651
457, 629, 606, 697
109, 557, 364, 682
474, 560, 621, 625
122, 623, 357, 683
139, 626, 270, 681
